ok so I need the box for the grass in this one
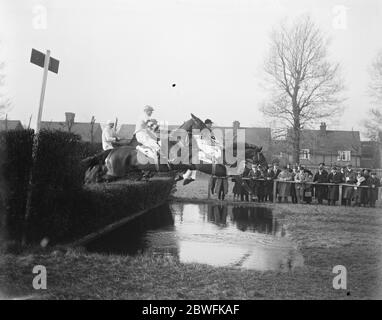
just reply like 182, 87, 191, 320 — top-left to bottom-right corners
1, 202, 382, 299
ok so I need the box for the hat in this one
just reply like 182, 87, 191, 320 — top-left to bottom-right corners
204, 119, 213, 124
106, 120, 114, 125
144, 105, 154, 112
346, 163, 352, 167
319, 162, 325, 166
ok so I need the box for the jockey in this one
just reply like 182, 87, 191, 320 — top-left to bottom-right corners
181, 118, 221, 185
134, 105, 161, 155
102, 120, 120, 151
198, 119, 222, 162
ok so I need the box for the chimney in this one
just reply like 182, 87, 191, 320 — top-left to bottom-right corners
320, 122, 326, 135
233, 121, 240, 130
65, 112, 75, 131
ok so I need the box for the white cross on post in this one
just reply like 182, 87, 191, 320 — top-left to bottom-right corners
30, 48, 60, 132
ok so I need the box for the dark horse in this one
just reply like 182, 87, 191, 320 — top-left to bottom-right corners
82, 114, 267, 182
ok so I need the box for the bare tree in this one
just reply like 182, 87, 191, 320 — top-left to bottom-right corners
261, 15, 344, 163
363, 108, 382, 141
369, 51, 382, 104
363, 52, 382, 142
0, 52, 11, 118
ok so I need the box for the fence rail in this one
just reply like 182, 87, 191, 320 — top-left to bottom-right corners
208, 175, 381, 206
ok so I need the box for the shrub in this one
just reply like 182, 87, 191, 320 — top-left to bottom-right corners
0, 129, 34, 241
1, 128, 174, 245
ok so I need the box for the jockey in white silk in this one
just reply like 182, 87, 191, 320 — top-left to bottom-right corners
134, 105, 161, 156
102, 120, 119, 151
182, 118, 222, 185
195, 128, 222, 164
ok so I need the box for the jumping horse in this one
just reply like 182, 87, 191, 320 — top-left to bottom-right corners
82, 114, 267, 183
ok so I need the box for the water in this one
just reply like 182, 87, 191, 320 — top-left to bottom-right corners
86, 203, 304, 272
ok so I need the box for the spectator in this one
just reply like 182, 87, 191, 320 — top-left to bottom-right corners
295, 166, 308, 204
353, 171, 366, 207
277, 166, 293, 203
232, 159, 252, 201
215, 177, 228, 201
343, 164, 357, 206
313, 163, 329, 204
265, 165, 275, 202
361, 169, 371, 206
368, 171, 380, 208
328, 166, 344, 206
290, 165, 298, 203
304, 173, 314, 204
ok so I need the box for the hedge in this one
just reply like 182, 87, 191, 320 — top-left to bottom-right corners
0, 129, 173, 246
0, 129, 34, 242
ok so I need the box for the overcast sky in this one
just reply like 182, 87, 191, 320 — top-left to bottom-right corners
1, 0, 381, 135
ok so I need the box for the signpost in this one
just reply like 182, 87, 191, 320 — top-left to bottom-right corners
23, 49, 60, 245
30, 48, 59, 131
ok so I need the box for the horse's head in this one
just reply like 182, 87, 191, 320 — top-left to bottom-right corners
255, 147, 268, 169
246, 146, 267, 169
190, 113, 208, 131
177, 113, 208, 134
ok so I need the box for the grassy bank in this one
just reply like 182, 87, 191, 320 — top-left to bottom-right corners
1, 203, 381, 299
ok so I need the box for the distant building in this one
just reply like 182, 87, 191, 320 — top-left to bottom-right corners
116, 124, 135, 140
214, 121, 273, 160
361, 140, 381, 169
271, 123, 362, 167
0, 119, 24, 131
40, 113, 102, 143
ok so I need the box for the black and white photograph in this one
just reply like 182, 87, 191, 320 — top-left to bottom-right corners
1, 0, 382, 304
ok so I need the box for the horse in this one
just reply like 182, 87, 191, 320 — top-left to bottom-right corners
82, 113, 267, 183
83, 114, 226, 182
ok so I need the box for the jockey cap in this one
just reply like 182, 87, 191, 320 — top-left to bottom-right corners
144, 105, 154, 112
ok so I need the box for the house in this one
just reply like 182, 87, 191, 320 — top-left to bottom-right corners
272, 123, 362, 167
361, 140, 381, 169
116, 124, 135, 139
40, 113, 102, 143
0, 119, 24, 131
116, 123, 181, 139
214, 121, 272, 150
213, 121, 273, 160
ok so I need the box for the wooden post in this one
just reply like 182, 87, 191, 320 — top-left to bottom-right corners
36, 50, 50, 132
207, 177, 211, 199
23, 50, 51, 245
338, 184, 343, 206
273, 180, 277, 203
28, 115, 32, 129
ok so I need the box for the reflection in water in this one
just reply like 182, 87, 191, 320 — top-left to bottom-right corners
86, 203, 304, 272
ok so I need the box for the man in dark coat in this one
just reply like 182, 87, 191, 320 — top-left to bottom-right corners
272, 163, 281, 178
313, 163, 328, 204
265, 165, 275, 202
328, 166, 344, 205
368, 171, 380, 208
361, 169, 371, 206
342, 164, 357, 206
